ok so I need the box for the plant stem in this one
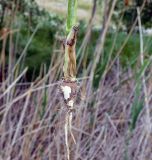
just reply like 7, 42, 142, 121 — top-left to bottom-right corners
66, 0, 77, 33
137, 7, 151, 132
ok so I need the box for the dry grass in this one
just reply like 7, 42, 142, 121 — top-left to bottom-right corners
0, 65, 152, 159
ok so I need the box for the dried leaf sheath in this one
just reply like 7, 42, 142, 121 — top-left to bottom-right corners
63, 26, 78, 81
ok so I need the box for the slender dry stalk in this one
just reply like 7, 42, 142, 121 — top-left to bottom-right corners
77, 0, 97, 70
137, 7, 151, 133
137, 7, 151, 158
90, 0, 118, 81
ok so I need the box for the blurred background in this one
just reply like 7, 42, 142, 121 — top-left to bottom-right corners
0, 0, 152, 160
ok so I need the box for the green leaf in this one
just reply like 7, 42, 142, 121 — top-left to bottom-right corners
129, 59, 151, 131
130, 84, 143, 131
39, 89, 48, 119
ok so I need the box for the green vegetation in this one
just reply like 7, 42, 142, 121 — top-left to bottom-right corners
3, 19, 152, 81
1, 0, 152, 82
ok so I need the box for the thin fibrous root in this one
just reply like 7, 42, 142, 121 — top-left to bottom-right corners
69, 111, 76, 144
65, 110, 76, 160
65, 112, 70, 160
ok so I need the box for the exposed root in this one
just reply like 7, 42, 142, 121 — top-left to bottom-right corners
65, 112, 70, 160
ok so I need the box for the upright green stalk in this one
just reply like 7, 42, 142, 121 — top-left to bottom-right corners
66, 0, 77, 33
